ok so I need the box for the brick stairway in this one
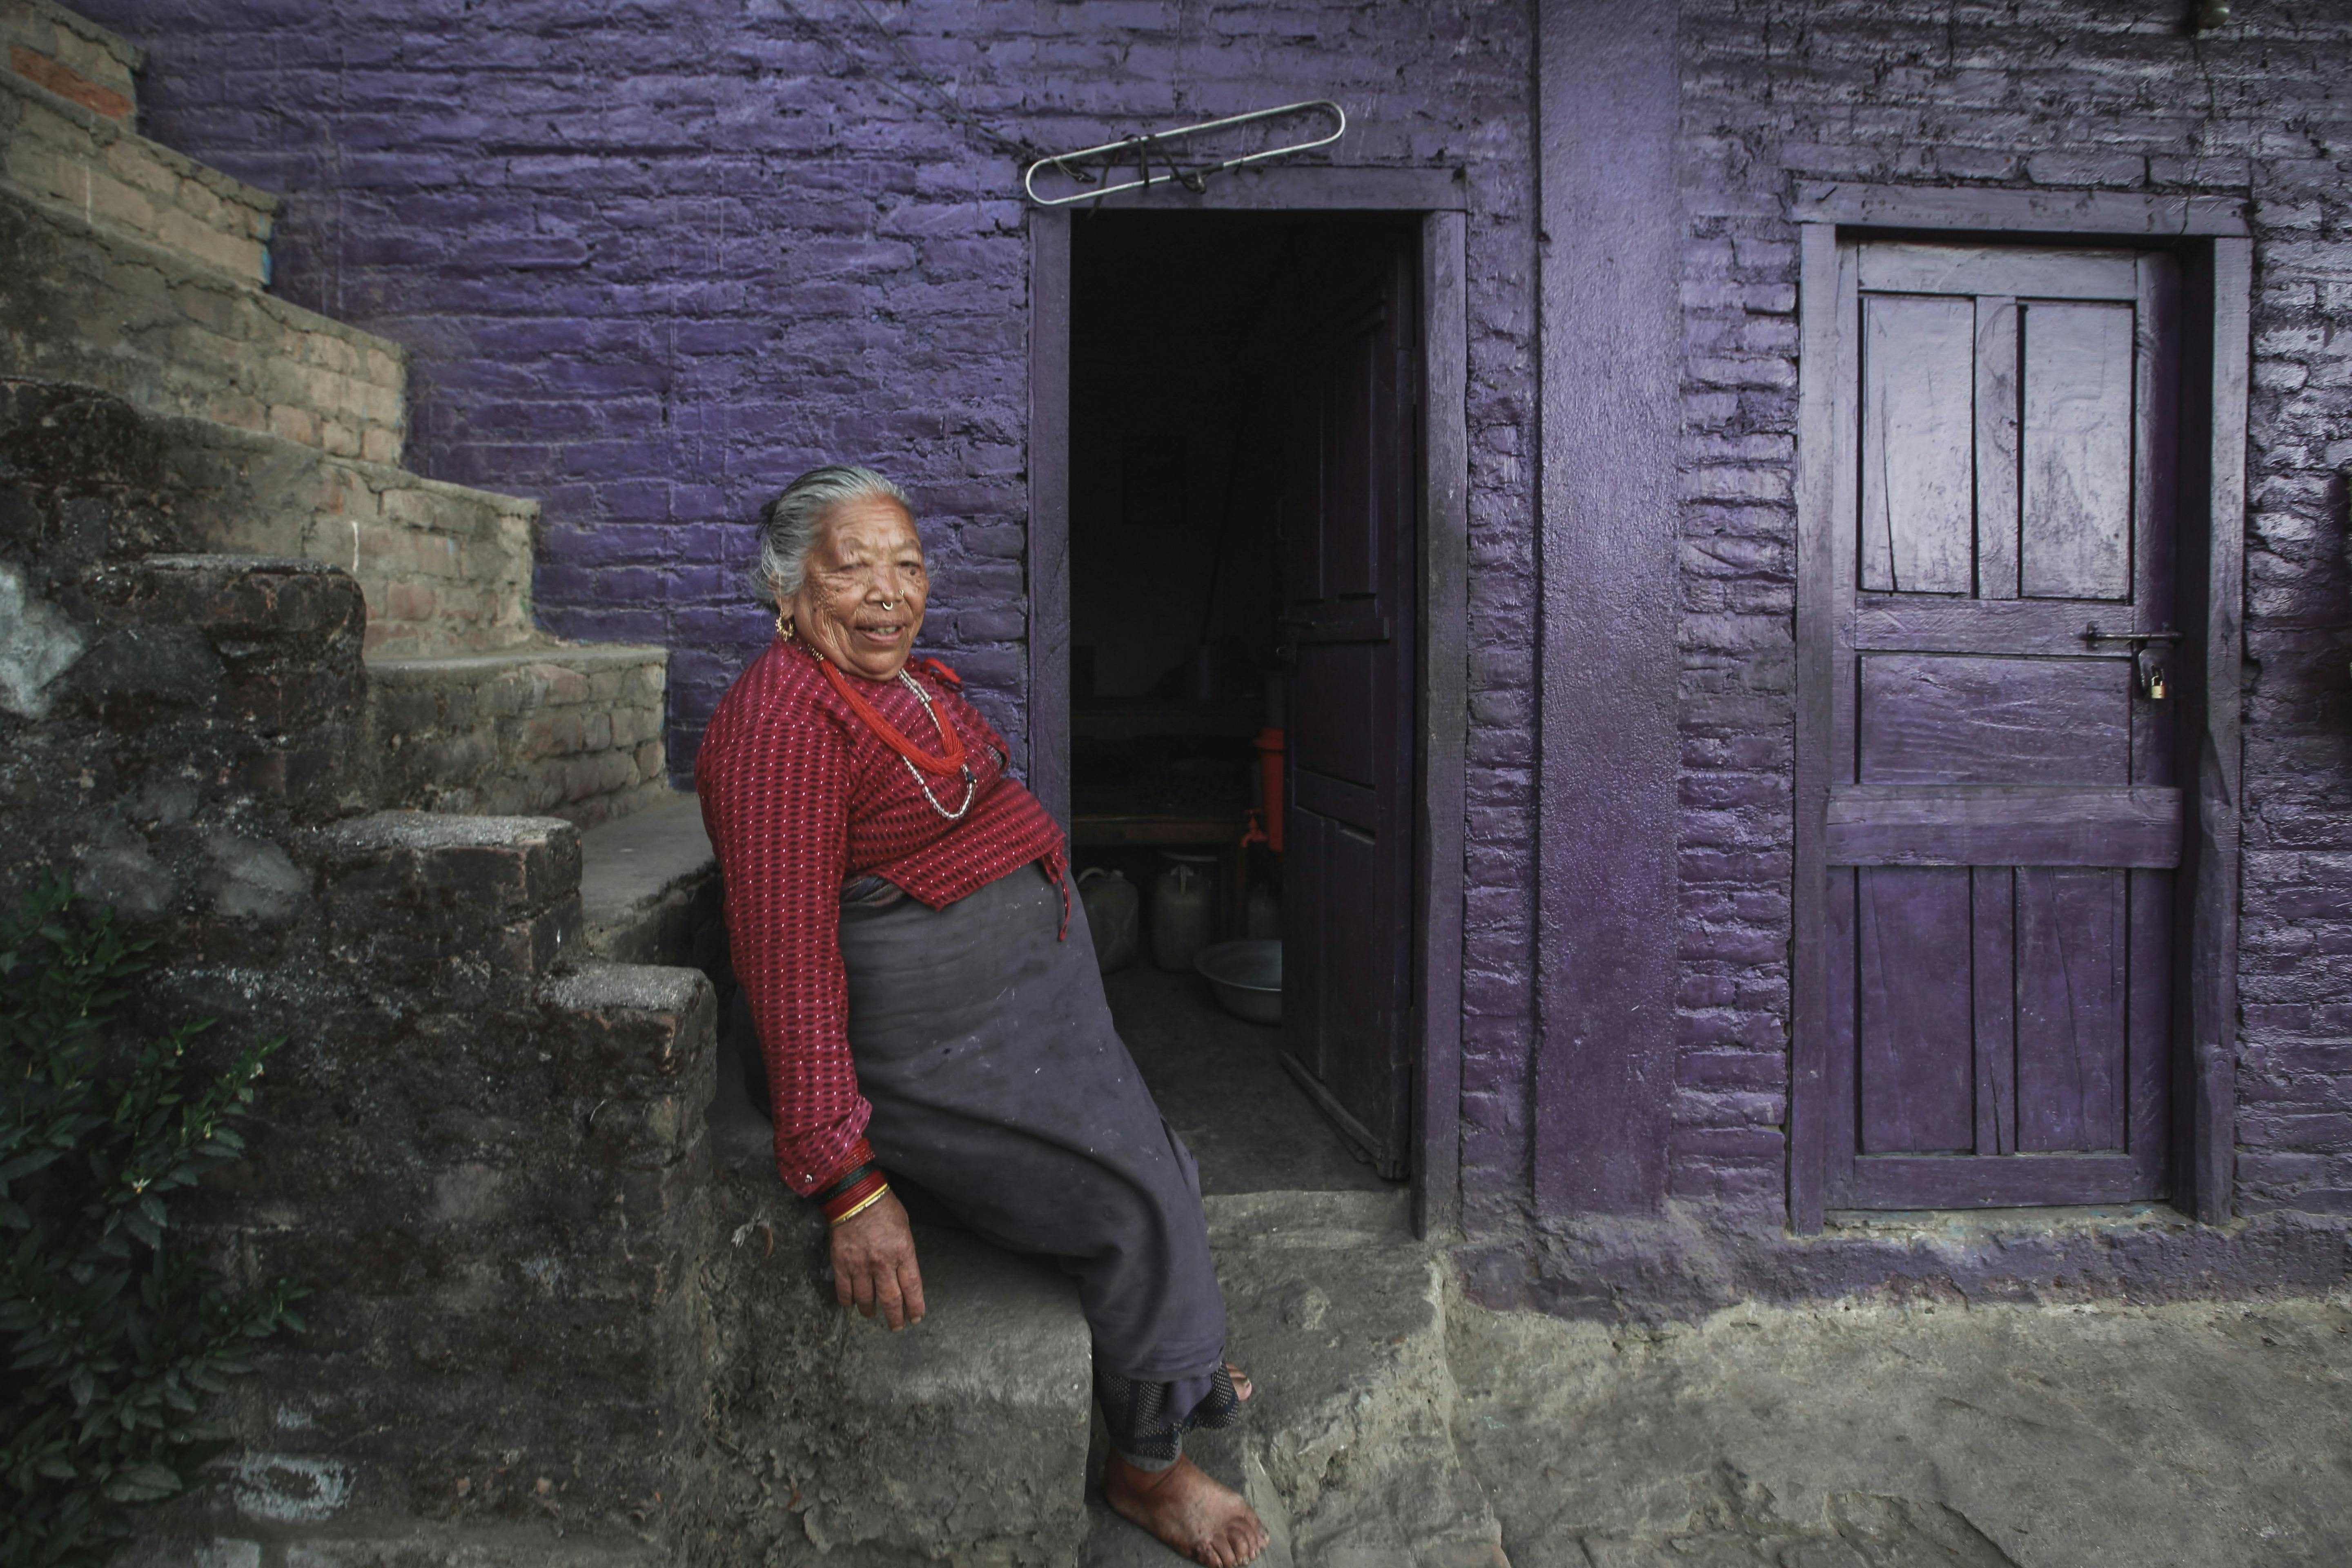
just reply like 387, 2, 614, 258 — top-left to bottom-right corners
0, 0, 668, 829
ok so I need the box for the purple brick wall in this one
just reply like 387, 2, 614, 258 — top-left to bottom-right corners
1658, 1, 2352, 1244
80, 0, 2352, 1305
84, 0, 1548, 1230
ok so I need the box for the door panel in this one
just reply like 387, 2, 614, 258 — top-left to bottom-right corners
1857, 654, 2130, 784
1856, 866, 1976, 1154
1319, 326, 1384, 602
1973, 298, 2022, 600
1818, 241, 2182, 1210
1858, 242, 2140, 299
1862, 294, 1977, 595
1287, 808, 1332, 1082
1970, 868, 2018, 1155
2021, 301, 2136, 600
1826, 785, 2181, 867
2015, 867, 2128, 1152
1290, 641, 1383, 792
1276, 235, 1417, 1179
1323, 817, 1390, 1118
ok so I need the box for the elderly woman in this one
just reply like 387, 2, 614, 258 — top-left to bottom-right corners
696, 466, 1268, 1568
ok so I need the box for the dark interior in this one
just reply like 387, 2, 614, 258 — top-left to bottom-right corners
1068, 211, 1411, 1196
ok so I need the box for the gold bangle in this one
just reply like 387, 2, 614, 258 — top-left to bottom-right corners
829, 1184, 890, 1227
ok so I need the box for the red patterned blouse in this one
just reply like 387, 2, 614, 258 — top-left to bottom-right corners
694, 635, 1067, 1196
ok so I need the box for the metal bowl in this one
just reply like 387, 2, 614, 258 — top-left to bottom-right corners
1194, 939, 1281, 1026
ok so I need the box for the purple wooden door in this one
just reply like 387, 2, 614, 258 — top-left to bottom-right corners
1822, 242, 2182, 1209
1278, 243, 1417, 1178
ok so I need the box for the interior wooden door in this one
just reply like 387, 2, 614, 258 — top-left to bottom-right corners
1276, 238, 1417, 1178
1821, 241, 2182, 1209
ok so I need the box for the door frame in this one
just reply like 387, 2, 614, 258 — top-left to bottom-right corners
1025, 168, 1472, 1237
1787, 182, 2253, 1233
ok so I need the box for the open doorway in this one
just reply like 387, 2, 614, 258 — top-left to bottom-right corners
1065, 212, 1420, 1192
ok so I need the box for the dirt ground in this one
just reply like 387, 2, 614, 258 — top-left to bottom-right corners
1448, 1288, 2352, 1568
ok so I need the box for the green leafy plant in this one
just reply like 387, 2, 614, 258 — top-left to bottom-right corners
1, 877, 305, 1568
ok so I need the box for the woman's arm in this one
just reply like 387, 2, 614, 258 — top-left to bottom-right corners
704, 696, 869, 1194
703, 693, 926, 1327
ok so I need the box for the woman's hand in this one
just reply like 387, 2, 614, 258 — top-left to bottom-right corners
830, 1188, 926, 1329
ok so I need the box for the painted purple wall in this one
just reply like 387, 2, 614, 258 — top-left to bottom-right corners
80, 0, 1549, 1234
1486, 0, 2352, 1315
81, 0, 2352, 1310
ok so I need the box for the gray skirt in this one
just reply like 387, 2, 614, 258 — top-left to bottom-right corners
837, 864, 1227, 1391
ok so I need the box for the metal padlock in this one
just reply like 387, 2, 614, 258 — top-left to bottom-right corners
2140, 659, 2168, 701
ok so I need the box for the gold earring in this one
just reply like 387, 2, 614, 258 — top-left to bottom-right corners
776, 607, 793, 638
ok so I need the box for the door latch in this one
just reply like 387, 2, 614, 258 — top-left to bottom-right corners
2084, 623, 2181, 704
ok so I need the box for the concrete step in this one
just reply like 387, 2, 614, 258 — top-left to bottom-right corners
3, 0, 139, 125
579, 788, 723, 971
0, 181, 407, 463
369, 643, 670, 829
2, 64, 278, 287
1083, 1191, 1506, 1568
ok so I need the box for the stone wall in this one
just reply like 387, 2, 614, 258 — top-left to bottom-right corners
0, 377, 718, 1545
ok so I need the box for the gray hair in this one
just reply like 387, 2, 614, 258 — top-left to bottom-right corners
752, 465, 914, 605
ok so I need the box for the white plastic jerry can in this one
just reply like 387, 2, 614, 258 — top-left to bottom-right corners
1078, 866, 1140, 973
1151, 862, 1214, 972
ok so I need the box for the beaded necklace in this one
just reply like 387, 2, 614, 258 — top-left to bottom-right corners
816, 657, 979, 822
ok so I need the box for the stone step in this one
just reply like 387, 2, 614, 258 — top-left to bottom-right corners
0, 181, 408, 463
117, 1522, 673, 1568
139, 406, 537, 657
578, 788, 723, 971
3, 0, 139, 125
4, 376, 535, 658
3, 64, 278, 288
696, 1064, 1503, 1568
695, 1067, 1094, 1567
369, 643, 671, 829
313, 810, 584, 993
233, 815, 717, 1542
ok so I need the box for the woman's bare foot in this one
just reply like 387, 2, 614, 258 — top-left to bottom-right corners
1102, 1452, 1270, 1568
1226, 1364, 1253, 1401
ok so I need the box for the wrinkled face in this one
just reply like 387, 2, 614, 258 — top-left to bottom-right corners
784, 494, 928, 682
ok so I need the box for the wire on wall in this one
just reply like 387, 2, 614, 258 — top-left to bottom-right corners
1022, 101, 1348, 207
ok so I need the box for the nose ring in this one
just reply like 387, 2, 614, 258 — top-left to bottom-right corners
879, 599, 897, 610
